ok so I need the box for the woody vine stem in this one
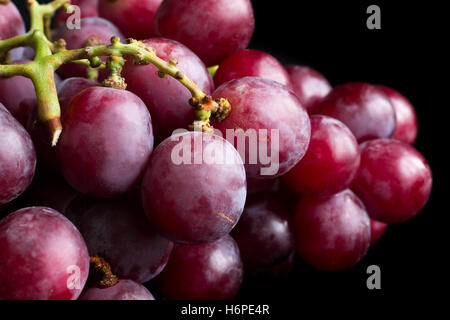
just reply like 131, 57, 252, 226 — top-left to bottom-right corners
0, 0, 230, 146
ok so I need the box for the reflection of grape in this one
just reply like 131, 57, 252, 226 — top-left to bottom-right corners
0, 207, 89, 300
80, 280, 155, 300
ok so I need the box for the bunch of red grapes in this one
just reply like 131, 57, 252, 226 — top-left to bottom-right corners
0, 0, 432, 300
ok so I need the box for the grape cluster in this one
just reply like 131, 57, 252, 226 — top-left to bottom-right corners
0, 0, 432, 300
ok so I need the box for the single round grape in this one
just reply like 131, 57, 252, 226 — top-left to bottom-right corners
214, 49, 293, 89
157, 235, 243, 300
0, 207, 89, 300
141, 131, 246, 244
370, 219, 388, 245
52, 17, 124, 79
67, 190, 173, 283
57, 87, 154, 198
351, 139, 432, 223
0, 106, 36, 205
315, 82, 397, 143
282, 115, 360, 196
294, 189, 371, 270
231, 194, 295, 268
212, 77, 311, 179
0, 60, 36, 126
98, 0, 162, 39
286, 65, 332, 113
54, 0, 99, 28
80, 280, 155, 300
379, 86, 418, 145
57, 77, 99, 113
154, 0, 254, 66
122, 38, 213, 140
0, 1, 25, 60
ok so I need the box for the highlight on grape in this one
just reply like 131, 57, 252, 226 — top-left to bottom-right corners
170, 128, 280, 176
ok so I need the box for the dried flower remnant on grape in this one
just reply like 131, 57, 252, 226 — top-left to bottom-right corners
88, 256, 119, 289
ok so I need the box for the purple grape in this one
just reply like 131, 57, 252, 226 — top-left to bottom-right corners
54, 0, 99, 28
141, 131, 246, 244
0, 207, 90, 300
212, 77, 311, 179
0, 1, 26, 60
0, 105, 36, 205
80, 280, 155, 300
122, 38, 213, 140
57, 87, 154, 198
157, 235, 243, 300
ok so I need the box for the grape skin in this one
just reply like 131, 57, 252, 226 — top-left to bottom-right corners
214, 49, 293, 89
351, 139, 432, 223
157, 235, 243, 300
98, 0, 163, 39
282, 115, 361, 197
0, 1, 26, 60
294, 189, 371, 271
0, 105, 36, 205
57, 87, 154, 198
122, 38, 213, 140
212, 77, 311, 179
0, 207, 89, 300
141, 131, 247, 245
370, 219, 388, 245
54, 0, 99, 28
80, 280, 155, 300
154, 0, 255, 66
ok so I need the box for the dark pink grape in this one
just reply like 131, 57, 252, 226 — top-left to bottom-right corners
141, 131, 246, 244
0, 1, 25, 60
57, 87, 154, 198
57, 77, 99, 113
286, 65, 332, 113
52, 17, 124, 79
379, 86, 418, 145
231, 195, 295, 268
0, 106, 36, 205
351, 139, 432, 224
212, 77, 311, 179
0, 207, 89, 300
157, 235, 243, 300
154, 0, 254, 66
54, 0, 99, 28
370, 219, 388, 245
294, 189, 371, 270
282, 115, 360, 196
315, 82, 397, 143
98, 0, 162, 39
0, 60, 36, 126
122, 38, 213, 140
214, 49, 293, 89
80, 280, 155, 300
67, 190, 173, 283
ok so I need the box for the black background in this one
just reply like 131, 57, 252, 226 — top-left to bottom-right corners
6, 0, 447, 311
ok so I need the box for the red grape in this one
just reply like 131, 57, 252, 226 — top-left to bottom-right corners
0, 60, 36, 126
294, 189, 371, 270
122, 38, 213, 140
67, 190, 173, 283
231, 194, 295, 268
0, 106, 36, 205
212, 77, 311, 179
214, 49, 293, 89
157, 235, 243, 300
54, 0, 99, 28
351, 139, 432, 223
80, 280, 155, 300
52, 17, 124, 79
154, 0, 254, 66
370, 219, 388, 245
57, 77, 99, 113
315, 82, 397, 143
282, 115, 360, 196
286, 65, 332, 113
379, 86, 418, 145
141, 131, 247, 244
0, 1, 25, 60
0, 207, 89, 300
57, 87, 154, 198
98, 0, 163, 39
